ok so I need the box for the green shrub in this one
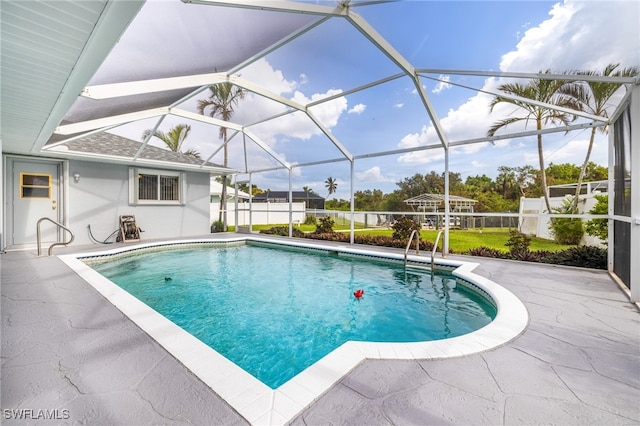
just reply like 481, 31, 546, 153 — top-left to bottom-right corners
549, 197, 584, 245
545, 246, 607, 269
467, 246, 508, 259
259, 226, 305, 238
304, 232, 436, 251
304, 214, 317, 225
314, 216, 335, 234
510, 249, 552, 262
504, 230, 531, 256
211, 220, 224, 233
391, 216, 420, 240
585, 194, 608, 244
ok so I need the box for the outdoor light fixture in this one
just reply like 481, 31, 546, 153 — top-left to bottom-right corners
73, 173, 80, 183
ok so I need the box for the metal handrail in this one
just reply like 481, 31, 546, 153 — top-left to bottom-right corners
404, 229, 420, 266
431, 229, 444, 272
37, 217, 74, 256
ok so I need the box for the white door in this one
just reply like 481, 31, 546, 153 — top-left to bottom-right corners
10, 159, 63, 248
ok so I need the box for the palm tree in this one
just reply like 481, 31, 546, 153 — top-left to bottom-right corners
142, 124, 200, 159
324, 177, 337, 199
197, 82, 246, 223
488, 71, 580, 213
559, 63, 640, 212
302, 185, 313, 208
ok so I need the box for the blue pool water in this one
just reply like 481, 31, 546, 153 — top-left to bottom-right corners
88, 243, 496, 388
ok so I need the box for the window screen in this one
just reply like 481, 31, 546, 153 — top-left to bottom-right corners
132, 169, 183, 204
160, 175, 179, 201
138, 174, 158, 200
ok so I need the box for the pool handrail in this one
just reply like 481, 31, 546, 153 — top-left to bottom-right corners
430, 229, 444, 275
404, 229, 420, 266
37, 217, 74, 256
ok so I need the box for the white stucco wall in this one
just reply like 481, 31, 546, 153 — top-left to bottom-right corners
68, 160, 211, 245
212, 202, 307, 226
518, 194, 605, 246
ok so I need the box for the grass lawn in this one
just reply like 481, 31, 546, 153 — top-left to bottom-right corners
227, 225, 573, 253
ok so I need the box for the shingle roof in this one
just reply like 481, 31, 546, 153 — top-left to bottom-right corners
49, 132, 223, 168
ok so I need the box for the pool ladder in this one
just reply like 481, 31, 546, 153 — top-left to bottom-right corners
404, 229, 420, 266
404, 229, 444, 274
37, 217, 74, 256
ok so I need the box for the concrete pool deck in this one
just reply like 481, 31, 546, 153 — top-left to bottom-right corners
2, 234, 639, 425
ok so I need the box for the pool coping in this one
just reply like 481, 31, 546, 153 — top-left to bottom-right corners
58, 236, 529, 426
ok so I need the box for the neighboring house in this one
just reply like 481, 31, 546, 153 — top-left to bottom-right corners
252, 191, 325, 210
210, 179, 251, 205
210, 179, 250, 226
2, 132, 231, 250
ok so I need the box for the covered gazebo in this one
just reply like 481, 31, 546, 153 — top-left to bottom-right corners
404, 194, 478, 229
404, 194, 477, 213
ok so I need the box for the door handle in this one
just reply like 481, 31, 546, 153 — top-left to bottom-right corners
52, 200, 57, 210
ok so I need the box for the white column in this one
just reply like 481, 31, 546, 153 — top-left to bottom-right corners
607, 115, 615, 271
288, 168, 293, 237
630, 84, 640, 302
443, 148, 450, 255
248, 174, 253, 232
0, 137, 3, 250
350, 160, 355, 244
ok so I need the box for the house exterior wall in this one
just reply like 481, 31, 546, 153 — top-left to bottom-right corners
68, 160, 210, 245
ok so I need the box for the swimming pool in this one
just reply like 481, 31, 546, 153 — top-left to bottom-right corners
86, 242, 496, 389
60, 236, 528, 425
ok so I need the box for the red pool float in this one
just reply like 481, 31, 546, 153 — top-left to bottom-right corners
353, 289, 364, 299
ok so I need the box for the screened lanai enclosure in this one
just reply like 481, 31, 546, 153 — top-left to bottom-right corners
1, 0, 639, 300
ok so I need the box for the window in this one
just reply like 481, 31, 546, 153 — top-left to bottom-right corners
20, 173, 51, 198
129, 168, 185, 205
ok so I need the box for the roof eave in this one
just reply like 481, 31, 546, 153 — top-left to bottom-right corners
41, 149, 238, 174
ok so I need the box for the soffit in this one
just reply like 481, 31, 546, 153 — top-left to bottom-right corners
0, 0, 144, 154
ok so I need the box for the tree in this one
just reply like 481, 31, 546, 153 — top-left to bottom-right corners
395, 171, 463, 199
549, 196, 584, 245
559, 63, 640, 212
584, 194, 608, 244
354, 189, 385, 211
142, 124, 200, 158
546, 162, 582, 186
325, 177, 337, 199
302, 185, 314, 208
198, 83, 246, 224
488, 70, 581, 214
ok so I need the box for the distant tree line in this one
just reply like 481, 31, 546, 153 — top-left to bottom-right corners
325, 162, 606, 212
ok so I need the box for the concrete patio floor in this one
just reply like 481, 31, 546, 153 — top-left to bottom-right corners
2, 235, 639, 425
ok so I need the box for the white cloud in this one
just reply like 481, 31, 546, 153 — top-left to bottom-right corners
501, 1, 639, 72
522, 136, 607, 166
348, 103, 366, 114
396, 0, 639, 170
393, 102, 404, 109
355, 166, 392, 182
230, 60, 348, 145
241, 58, 299, 94
432, 75, 451, 94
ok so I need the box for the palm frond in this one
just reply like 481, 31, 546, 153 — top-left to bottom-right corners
487, 116, 527, 137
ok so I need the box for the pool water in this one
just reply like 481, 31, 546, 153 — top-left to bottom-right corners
89, 243, 496, 388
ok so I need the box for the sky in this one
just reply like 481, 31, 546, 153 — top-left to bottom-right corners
102, 0, 640, 200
